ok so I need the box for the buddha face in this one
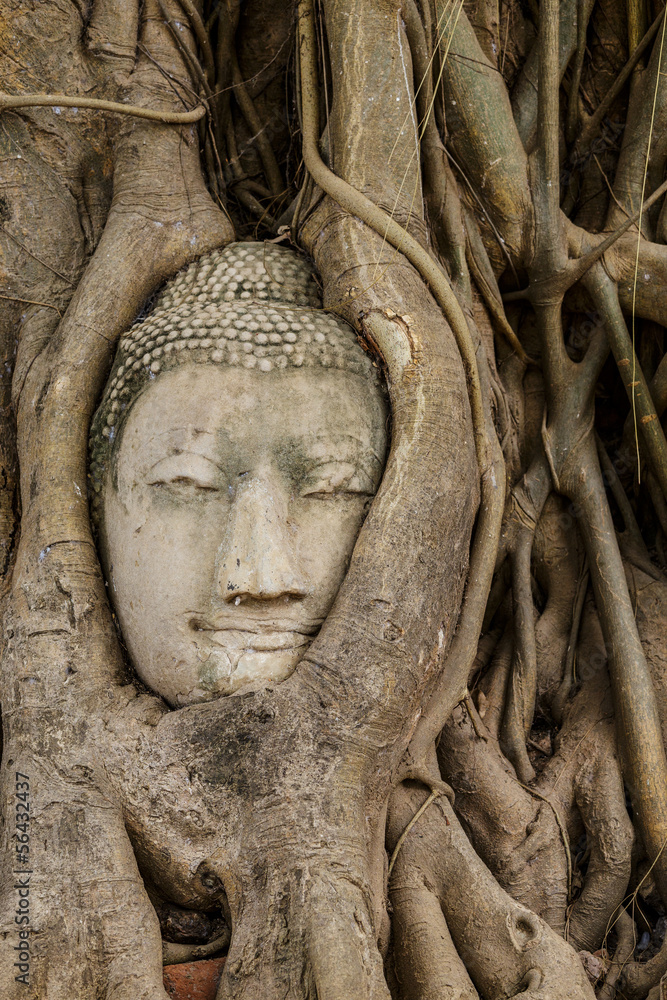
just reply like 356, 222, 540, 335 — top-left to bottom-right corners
100, 363, 387, 707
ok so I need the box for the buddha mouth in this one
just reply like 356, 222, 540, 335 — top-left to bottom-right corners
183, 623, 313, 702
188, 617, 322, 647
185, 620, 321, 698
193, 625, 312, 653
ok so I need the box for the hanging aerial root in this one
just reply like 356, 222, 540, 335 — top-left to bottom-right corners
584, 268, 667, 500
0, 92, 205, 123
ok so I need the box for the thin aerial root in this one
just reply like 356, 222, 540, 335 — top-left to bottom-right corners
518, 783, 573, 901
0, 92, 205, 123
461, 691, 488, 741
388, 790, 443, 877
0, 294, 61, 316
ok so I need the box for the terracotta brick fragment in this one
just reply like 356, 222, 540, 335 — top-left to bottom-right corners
163, 957, 226, 1000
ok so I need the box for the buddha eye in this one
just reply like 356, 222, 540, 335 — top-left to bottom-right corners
300, 461, 375, 499
146, 454, 222, 494
149, 475, 220, 494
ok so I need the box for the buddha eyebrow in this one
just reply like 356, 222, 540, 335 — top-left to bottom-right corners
303, 446, 385, 469
304, 454, 383, 471
147, 427, 216, 442
305, 432, 385, 462
143, 427, 218, 453
147, 451, 224, 474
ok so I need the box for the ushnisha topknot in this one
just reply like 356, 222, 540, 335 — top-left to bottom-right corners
88, 241, 383, 519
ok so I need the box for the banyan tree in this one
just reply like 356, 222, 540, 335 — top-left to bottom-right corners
1, 1, 667, 999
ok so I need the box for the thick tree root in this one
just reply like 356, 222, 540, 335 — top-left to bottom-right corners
621, 937, 667, 1000
4, 1, 667, 998
391, 883, 479, 1000
440, 600, 634, 955
597, 909, 636, 1000
388, 783, 596, 999
437, 705, 569, 933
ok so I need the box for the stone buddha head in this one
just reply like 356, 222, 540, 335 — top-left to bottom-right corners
89, 243, 388, 708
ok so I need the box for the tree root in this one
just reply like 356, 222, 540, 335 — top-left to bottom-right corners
4, 2, 667, 999
0, 92, 206, 123
391, 882, 480, 999
621, 937, 667, 1000
162, 929, 230, 966
297, 0, 506, 792
437, 704, 570, 932
388, 782, 596, 999
439, 594, 636, 956
597, 909, 636, 1000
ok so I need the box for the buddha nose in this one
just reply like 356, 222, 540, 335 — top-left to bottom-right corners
217, 476, 307, 603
